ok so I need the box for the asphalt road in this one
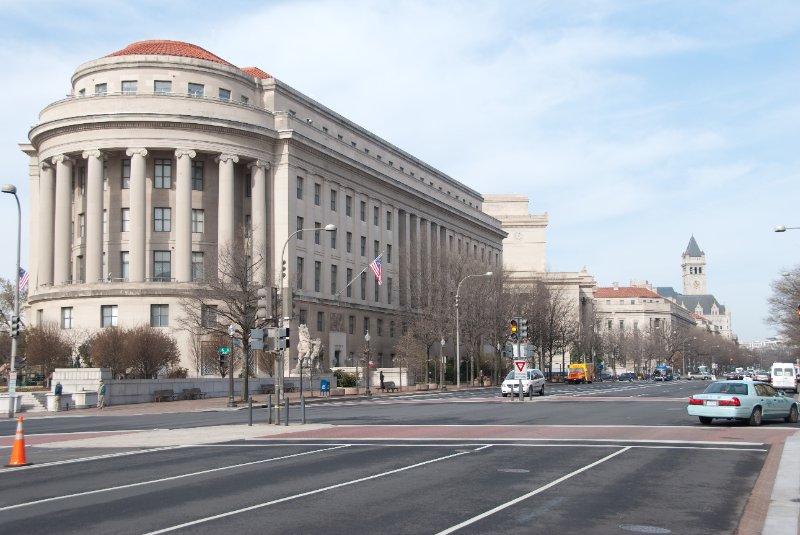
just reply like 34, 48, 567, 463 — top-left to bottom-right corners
0, 379, 797, 535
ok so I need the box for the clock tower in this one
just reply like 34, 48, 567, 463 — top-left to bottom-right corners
682, 236, 706, 295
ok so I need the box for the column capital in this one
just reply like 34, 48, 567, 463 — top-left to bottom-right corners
82, 149, 105, 160
248, 159, 270, 171
215, 153, 239, 164
175, 149, 197, 159
126, 148, 149, 158
40, 160, 53, 172
51, 154, 74, 167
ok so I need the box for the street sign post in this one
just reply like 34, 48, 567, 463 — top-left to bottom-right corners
218, 347, 231, 354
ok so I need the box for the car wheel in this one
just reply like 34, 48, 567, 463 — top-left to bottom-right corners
501, 393, 507, 397
748, 407, 763, 426
539, 385, 545, 396
698, 416, 713, 425
785, 405, 799, 424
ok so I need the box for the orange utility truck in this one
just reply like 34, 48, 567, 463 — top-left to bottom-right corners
567, 363, 595, 384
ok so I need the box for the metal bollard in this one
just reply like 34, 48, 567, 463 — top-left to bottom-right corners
284, 396, 289, 426
248, 396, 253, 426
301, 395, 306, 424
267, 394, 273, 424
518, 379, 523, 401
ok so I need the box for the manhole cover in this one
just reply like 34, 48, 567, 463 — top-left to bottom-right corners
498, 468, 530, 473
619, 525, 671, 534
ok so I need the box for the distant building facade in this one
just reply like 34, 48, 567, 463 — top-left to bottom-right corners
593, 284, 696, 335
22, 40, 504, 374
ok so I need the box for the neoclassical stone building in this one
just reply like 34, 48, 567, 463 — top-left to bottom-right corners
22, 40, 504, 374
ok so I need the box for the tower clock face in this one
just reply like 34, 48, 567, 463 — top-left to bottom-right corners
693, 280, 700, 289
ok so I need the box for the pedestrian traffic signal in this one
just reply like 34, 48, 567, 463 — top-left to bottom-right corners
520, 318, 529, 339
256, 287, 272, 320
10, 315, 20, 338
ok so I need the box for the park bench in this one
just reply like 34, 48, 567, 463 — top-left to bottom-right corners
181, 388, 207, 400
259, 384, 275, 395
284, 382, 297, 393
154, 389, 177, 402
381, 381, 399, 392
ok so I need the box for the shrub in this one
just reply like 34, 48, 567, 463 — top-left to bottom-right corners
333, 369, 357, 387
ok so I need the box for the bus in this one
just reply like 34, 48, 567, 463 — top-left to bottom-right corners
652, 365, 673, 381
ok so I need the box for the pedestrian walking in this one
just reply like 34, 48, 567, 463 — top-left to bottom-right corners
97, 380, 107, 409
54, 381, 63, 411
380, 371, 385, 389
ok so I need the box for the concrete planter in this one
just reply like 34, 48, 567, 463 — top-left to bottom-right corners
416, 384, 429, 391
343, 387, 359, 395
330, 388, 345, 396
1, 395, 22, 413
72, 390, 98, 409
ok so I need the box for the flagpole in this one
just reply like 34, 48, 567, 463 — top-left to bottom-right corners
335, 253, 383, 303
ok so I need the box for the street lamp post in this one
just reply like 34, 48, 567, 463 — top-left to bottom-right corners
2, 184, 20, 418
775, 225, 800, 232
278, 224, 336, 405
455, 271, 492, 389
440, 338, 446, 390
364, 331, 371, 396
227, 323, 236, 407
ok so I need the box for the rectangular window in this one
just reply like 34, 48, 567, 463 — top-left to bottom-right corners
296, 176, 303, 199
346, 268, 353, 297
374, 240, 380, 259
296, 217, 304, 240
94, 83, 107, 96
201, 305, 218, 328
150, 304, 169, 327
360, 236, 366, 256
245, 215, 252, 237
154, 80, 172, 94
79, 166, 86, 195
386, 211, 392, 230
192, 160, 204, 190
330, 230, 337, 249
245, 173, 251, 198
317, 311, 325, 332
218, 88, 231, 101
360, 200, 366, 222
348, 315, 355, 335
386, 244, 392, 263
121, 80, 137, 95
330, 189, 337, 211
153, 251, 171, 282
363, 317, 370, 335
120, 251, 129, 281
387, 277, 393, 304
121, 159, 131, 189
154, 159, 172, 188
192, 209, 204, 233
61, 307, 73, 329
360, 272, 366, 300
154, 207, 171, 232
192, 252, 204, 281
299, 309, 307, 326
390, 321, 395, 338
346, 232, 353, 253
296, 257, 304, 289
374, 278, 380, 302
330, 264, 338, 295
101, 305, 118, 327
314, 261, 321, 292
314, 183, 321, 205
121, 208, 130, 232
346, 195, 352, 216
79, 213, 85, 238
607, 320, 613, 329
377, 319, 383, 337
188, 83, 204, 97
619, 319, 624, 329
314, 222, 322, 245
373, 206, 379, 226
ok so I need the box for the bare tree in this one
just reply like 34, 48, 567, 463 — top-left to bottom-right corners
22, 322, 71, 384
767, 268, 800, 349
124, 325, 181, 379
90, 327, 129, 376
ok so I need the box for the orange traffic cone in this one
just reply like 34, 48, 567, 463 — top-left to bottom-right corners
5, 416, 32, 467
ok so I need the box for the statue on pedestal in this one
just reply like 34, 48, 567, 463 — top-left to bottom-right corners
293, 325, 324, 374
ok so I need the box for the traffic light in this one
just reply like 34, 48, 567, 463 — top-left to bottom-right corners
510, 319, 518, 341
256, 287, 272, 320
219, 352, 226, 369
280, 259, 287, 281
281, 327, 291, 349
520, 318, 529, 339
10, 315, 20, 338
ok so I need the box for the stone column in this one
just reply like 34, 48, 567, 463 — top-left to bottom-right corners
249, 159, 270, 286
216, 153, 239, 273
175, 149, 196, 282
38, 161, 55, 287
52, 155, 74, 285
83, 150, 105, 283
126, 148, 148, 282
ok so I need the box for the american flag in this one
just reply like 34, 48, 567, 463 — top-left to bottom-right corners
18, 268, 30, 292
369, 255, 383, 286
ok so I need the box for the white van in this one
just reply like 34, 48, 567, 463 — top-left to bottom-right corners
770, 363, 798, 393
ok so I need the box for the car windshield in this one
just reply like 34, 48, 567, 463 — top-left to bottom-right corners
704, 383, 748, 395
505, 371, 518, 380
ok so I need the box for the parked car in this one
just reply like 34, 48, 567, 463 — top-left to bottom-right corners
618, 372, 636, 382
598, 373, 614, 381
687, 380, 800, 426
501, 369, 546, 397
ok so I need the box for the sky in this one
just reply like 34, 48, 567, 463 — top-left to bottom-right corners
0, 0, 798, 343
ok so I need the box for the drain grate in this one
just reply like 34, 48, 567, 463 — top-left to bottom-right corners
619, 525, 671, 534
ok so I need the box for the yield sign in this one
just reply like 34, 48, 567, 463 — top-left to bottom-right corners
514, 360, 527, 379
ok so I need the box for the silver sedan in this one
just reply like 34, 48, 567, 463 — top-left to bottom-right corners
687, 380, 799, 426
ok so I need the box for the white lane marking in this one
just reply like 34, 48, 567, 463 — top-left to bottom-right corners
143, 446, 487, 534
0, 445, 348, 512
0, 445, 188, 473
435, 446, 632, 534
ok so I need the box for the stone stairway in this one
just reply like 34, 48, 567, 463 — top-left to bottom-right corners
19, 392, 49, 412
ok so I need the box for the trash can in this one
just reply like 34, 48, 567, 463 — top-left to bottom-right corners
320, 379, 330, 396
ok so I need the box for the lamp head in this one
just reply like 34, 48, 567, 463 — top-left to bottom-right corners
1, 184, 17, 195
485, 271, 493, 276
364, 331, 370, 342
324, 224, 337, 232
775, 225, 787, 232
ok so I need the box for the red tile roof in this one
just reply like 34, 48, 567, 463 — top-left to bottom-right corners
106, 40, 236, 67
595, 287, 662, 299
241, 67, 272, 79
